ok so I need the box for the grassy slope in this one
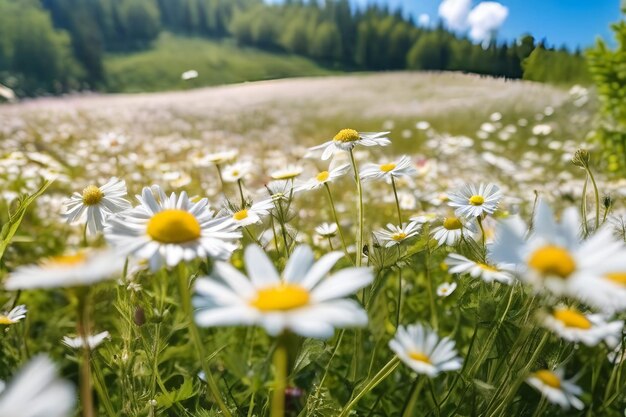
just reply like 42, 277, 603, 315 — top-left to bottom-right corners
104, 33, 335, 93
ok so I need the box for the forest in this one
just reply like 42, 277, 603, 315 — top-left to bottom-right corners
0, 0, 590, 96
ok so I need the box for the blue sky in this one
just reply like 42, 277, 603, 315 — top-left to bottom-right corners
351, 0, 621, 48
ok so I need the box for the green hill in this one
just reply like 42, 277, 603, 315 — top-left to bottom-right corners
104, 33, 335, 93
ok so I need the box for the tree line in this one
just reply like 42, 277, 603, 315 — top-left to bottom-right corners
0, 0, 590, 96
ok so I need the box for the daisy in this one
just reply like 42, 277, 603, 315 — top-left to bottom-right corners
309, 129, 391, 161
526, 368, 584, 410
193, 244, 373, 339
430, 216, 476, 247
62, 177, 132, 236
437, 282, 457, 297
97, 132, 127, 153
105, 186, 241, 270
228, 199, 274, 228
270, 165, 303, 181
374, 223, 421, 248
294, 164, 350, 192
448, 183, 501, 218
315, 223, 338, 238
359, 155, 417, 181
0, 355, 75, 417
5, 249, 123, 290
222, 162, 252, 183
541, 307, 623, 347
409, 213, 438, 224
62, 331, 111, 349
195, 150, 238, 167
266, 180, 294, 202
491, 201, 626, 309
389, 323, 462, 377
445, 253, 514, 284
0, 305, 27, 325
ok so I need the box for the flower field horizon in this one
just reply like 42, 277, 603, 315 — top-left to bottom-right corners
1, 72, 626, 417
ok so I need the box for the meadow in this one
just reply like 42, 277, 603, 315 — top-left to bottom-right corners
1, 72, 625, 417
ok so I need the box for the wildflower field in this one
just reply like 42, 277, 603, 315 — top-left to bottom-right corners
1, 72, 625, 417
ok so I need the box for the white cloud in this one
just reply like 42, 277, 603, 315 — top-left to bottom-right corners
467, 2, 509, 45
438, 0, 471, 31
418, 13, 431, 27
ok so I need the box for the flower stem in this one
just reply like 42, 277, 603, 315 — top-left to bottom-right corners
77, 289, 95, 417
476, 216, 486, 251
176, 264, 232, 417
338, 356, 399, 417
586, 166, 600, 231
390, 176, 402, 225
271, 335, 288, 417
237, 179, 246, 206
401, 377, 424, 417
215, 164, 225, 194
349, 149, 364, 267
324, 183, 352, 263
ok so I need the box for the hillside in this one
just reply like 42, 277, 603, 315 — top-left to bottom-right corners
104, 33, 335, 93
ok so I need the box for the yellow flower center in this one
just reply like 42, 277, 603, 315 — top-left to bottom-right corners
528, 245, 576, 279
316, 171, 330, 182
231, 170, 240, 177
478, 263, 498, 272
0, 316, 13, 325
333, 128, 360, 143
380, 163, 396, 173
147, 210, 201, 244
443, 217, 462, 230
468, 195, 485, 206
82, 185, 104, 206
42, 253, 87, 267
251, 284, 310, 311
533, 370, 561, 389
605, 272, 626, 286
408, 351, 432, 364
233, 209, 249, 221
392, 232, 407, 241
553, 308, 591, 329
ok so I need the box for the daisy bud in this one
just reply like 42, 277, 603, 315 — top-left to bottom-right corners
134, 306, 146, 326
571, 149, 590, 168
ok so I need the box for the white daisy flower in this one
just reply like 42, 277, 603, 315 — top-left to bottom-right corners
409, 213, 438, 224
228, 199, 274, 228
222, 162, 252, 183
446, 253, 514, 284
294, 164, 350, 192
526, 369, 584, 410
5, 250, 123, 290
315, 223, 338, 238
389, 323, 463, 377
105, 186, 241, 270
0, 305, 27, 325
430, 216, 476, 247
62, 331, 111, 349
448, 183, 501, 218
309, 129, 391, 161
193, 244, 373, 339
0, 355, 75, 417
491, 201, 626, 310
270, 165, 303, 181
436, 282, 457, 297
374, 223, 421, 248
195, 150, 238, 167
266, 180, 294, 202
97, 132, 127, 153
541, 307, 623, 347
62, 177, 132, 236
359, 155, 417, 181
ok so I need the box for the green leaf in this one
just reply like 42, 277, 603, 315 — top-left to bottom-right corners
0, 178, 53, 262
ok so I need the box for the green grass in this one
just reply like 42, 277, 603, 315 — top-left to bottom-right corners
104, 33, 335, 93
